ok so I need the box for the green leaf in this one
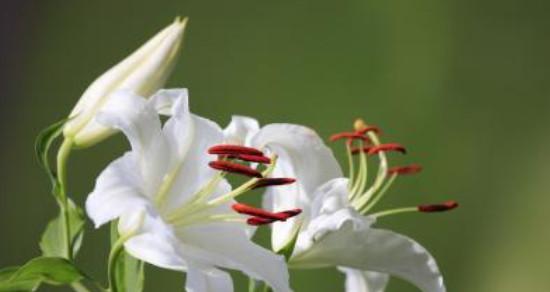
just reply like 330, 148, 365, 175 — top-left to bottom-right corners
39, 199, 85, 258
0, 267, 40, 292
34, 118, 67, 196
110, 223, 145, 292
0, 257, 86, 291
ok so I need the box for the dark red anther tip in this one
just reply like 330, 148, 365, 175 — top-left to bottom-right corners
388, 164, 423, 175
367, 143, 407, 155
232, 203, 288, 221
208, 144, 264, 156
208, 161, 262, 178
417, 200, 459, 213
329, 132, 371, 142
252, 178, 296, 189
247, 217, 276, 226
230, 154, 271, 164
276, 208, 302, 219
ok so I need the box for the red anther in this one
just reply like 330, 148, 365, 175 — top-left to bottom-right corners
208, 161, 262, 178
330, 132, 370, 142
252, 178, 296, 189
247, 217, 276, 226
367, 143, 407, 155
230, 154, 271, 164
417, 201, 459, 213
351, 146, 373, 155
388, 164, 423, 175
208, 144, 264, 156
356, 125, 381, 135
275, 208, 302, 220
232, 203, 288, 221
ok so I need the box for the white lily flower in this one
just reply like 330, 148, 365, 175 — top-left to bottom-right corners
224, 116, 458, 292
63, 18, 187, 147
85, 90, 294, 292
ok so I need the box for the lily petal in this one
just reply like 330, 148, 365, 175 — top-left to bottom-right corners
96, 90, 169, 195
85, 153, 150, 228
291, 211, 445, 292
249, 124, 342, 251
223, 115, 260, 145
176, 223, 292, 292
121, 208, 187, 271
337, 267, 389, 292
185, 266, 233, 292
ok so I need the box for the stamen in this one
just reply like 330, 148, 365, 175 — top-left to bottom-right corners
252, 178, 296, 189
330, 132, 371, 142
208, 144, 264, 156
367, 143, 407, 155
388, 164, 422, 175
418, 201, 459, 212
350, 146, 372, 155
356, 126, 381, 135
232, 203, 288, 221
209, 161, 262, 178
228, 154, 271, 164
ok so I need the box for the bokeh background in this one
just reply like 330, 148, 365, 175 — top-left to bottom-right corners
1, 0, 549, 291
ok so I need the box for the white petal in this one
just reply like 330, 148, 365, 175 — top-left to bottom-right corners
337, 267, 389, 292
96, 90, 169, 195
308, 178, 351, 221
223, 115, 260, 145
85, 153, 150, 228
158, 114, 225, 213
122, 208, 187, 271
249, 124, 342, 251
176, 224, 292, 292
149, 88, 189, 116
291, 211, 445, 292
186, 266, 233, 292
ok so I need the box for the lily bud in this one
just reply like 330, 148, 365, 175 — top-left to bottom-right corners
63, 18, 187, 147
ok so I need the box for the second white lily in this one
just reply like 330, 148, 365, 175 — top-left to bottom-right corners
224, 116, 457, 292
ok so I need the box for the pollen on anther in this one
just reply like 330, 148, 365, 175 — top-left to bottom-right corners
329, 132, 370, 142
232, 203, 288, 221
208, 144, 264, 156
367, 143, 407, 155
388, 164, 423, 175
252, 178, 296, 189
208, 161, 262, 178
228, 154, 271, 164
417, 200, 459, 213
247, 217, 276, 226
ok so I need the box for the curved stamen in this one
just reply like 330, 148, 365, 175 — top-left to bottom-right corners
370, 200, 459, 218
232, 203, 289, 221
209, 160, 262, 178
355, 125, 381, 135
208, 144, 264, 156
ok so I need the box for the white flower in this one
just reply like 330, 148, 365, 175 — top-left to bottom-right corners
63, 18, 186, 147
224, 116, 457, 292
85, 90, 292, 292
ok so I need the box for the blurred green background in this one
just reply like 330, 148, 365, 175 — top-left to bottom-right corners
1, 0, 549, 291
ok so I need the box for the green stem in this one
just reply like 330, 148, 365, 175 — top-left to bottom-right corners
108, 234, 128, 292
71, 281, 92, 292
57, 138, 74, 260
